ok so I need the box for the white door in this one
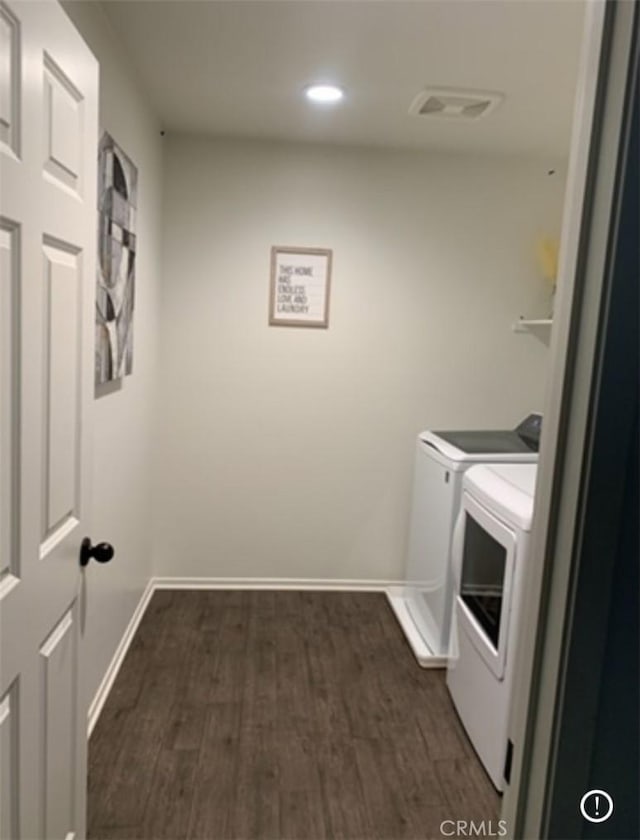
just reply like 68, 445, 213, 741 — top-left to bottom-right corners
0, 1, 98, 837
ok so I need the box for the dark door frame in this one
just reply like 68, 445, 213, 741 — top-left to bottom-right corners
512, 2, 639, 837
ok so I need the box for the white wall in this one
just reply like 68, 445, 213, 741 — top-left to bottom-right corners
154, 136, 564, 581
62, 2, 162, 709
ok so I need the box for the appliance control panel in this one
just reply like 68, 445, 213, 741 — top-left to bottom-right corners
516, 413, 543, 449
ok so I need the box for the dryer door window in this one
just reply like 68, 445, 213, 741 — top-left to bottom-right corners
454, 492, 517, 679
460, 516, 507, 650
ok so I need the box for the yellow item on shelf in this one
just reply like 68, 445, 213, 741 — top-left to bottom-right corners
536, 236, 559, 284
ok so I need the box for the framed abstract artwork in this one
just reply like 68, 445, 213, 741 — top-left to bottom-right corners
95, 132, 138, 385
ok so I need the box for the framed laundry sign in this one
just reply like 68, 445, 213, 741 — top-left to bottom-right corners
269, 246, 332, 328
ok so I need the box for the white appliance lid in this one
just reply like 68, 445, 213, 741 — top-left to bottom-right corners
464, 463, 538, 531
419, 430, 539, 466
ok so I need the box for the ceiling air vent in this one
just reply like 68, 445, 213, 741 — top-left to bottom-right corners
409, 88, 504, 121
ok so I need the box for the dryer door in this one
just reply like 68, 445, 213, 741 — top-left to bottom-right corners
454, 492, 517, 679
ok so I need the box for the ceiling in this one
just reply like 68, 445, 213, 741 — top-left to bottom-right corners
101, 0, 586, 158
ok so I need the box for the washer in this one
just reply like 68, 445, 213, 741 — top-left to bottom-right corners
387, 414, 541, 668
446, 462, 537, 790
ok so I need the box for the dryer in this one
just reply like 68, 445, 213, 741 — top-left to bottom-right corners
446, 462, 537, 790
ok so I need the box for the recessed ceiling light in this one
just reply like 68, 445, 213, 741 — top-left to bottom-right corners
305, 84, 344, 104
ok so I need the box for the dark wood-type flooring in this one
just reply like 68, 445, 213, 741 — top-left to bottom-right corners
88, 590, 499, 840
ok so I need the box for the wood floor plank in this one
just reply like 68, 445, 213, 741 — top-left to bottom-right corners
185, 731, 238, 838
142, 749, 199, 840
104, 635, 151, 711
416, 684, 474, 762
206, 700, 243, 741
177, 630, 219, 706
243, 594, 278, 731
316, 736, 376, 840
435, 756, 501, 822
279, 790, 328, 840
352, 736, 420, 839
87, 705, 131, 835
163, 703, 208, 751
86, 825, 142, 840
88, 590, 500, 840
230, 726, 281, 840
90, 711, 166, 830
276, 619, 315, 735
277, 734, 323, 798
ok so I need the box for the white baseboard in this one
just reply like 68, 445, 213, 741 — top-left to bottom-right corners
86, 575, 404, 736
86, 578, 155, 738
152, 576, 402, 592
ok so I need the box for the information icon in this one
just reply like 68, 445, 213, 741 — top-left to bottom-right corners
580, 789, 614, 823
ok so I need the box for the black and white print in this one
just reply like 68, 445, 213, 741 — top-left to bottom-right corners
96, 132, 138, 385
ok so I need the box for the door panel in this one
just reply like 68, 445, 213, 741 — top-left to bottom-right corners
0, 2, 97, 838
40, 607, 77, 840
0, 222, 17, 583
0, 2, 19, 154
43, 54, 84, 194
42, 240, 81, 544
0, 682, 18, 840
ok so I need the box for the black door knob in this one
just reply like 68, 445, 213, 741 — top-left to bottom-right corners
79, 537, 115, 567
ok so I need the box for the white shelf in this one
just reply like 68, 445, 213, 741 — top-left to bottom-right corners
512, 318, 553, 333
